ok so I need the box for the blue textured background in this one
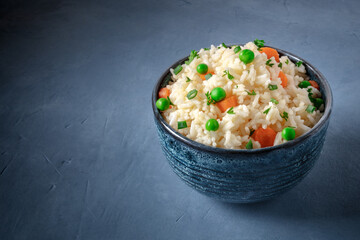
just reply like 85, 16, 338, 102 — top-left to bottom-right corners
0, 0, 359, 239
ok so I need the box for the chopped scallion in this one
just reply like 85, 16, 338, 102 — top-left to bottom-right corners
268, 84, 278, 91
234, 46, 241, 53
174, 65, 183, 75
306, 105, 316, 113
186, 89, 198, 100
205, 73, 213, 80
227, 107, 235, 114
178, 121, 188, 129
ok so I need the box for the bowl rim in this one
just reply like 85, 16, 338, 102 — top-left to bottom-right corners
152, 44, 333, 154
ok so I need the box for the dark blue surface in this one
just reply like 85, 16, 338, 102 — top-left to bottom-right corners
1, 0, 360, 239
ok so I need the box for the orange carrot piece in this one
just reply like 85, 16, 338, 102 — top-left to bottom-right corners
278, 71, 288, 88
199, 72, 214, 80
216, 96, 238, 112
159, 88, 170, 99
253, 127, 277, 148
309, 80, 319, 90
259, 47, 280, 62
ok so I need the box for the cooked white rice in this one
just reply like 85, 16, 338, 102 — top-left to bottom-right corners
162, 42, 323, 149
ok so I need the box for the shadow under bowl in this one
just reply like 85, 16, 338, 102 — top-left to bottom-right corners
152, 46, 333, 203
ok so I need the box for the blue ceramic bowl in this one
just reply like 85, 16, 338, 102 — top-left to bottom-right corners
152, 46, 333, 203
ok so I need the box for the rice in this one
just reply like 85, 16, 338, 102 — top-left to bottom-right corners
161, 42, 323, 149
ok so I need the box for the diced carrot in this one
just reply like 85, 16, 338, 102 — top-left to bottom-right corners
216, 96, 238, 112
309, 80, 319, 90
259, 47, 280, 62
278, 71, 288, 88
199, 71, 214, 80
159, 88, 170, 99
253, 127, 277, 148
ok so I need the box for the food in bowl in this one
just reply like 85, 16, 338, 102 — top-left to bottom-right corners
155, 40, 324, 149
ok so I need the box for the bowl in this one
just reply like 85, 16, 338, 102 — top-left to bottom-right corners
152, 45, 333, 203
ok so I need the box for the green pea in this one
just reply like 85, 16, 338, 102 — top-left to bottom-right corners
239, 49, 255, 64
210, 87, 226, 102
197, 63, 208, 74
205, 119, 219, 131
282, 127, 296, 141
313, 98, 324, 109
298, 80, 311, 88
156, 98, 170, 111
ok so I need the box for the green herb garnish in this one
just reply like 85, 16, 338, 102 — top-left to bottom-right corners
295, 61, 303, 67
308, 88, 315, 102
313, 98, 324, 109
223, 70, 234, 80
245, 90, 256, 95
235, 85, 238, 89
205, 91, 216, 105
254, 39, 265, 50
185, 50, 199, 65
285, 59, 289, 65
222, 43, 227, 48
266, 59, 274, 67
186, 77, 191, 82
263, 107, 271, 115
205, 73, 213, 80
174, 65, 183, 75
234, 46, 241, 54
270, 98, 279, 104
204, 48, 210, 51
246, 139, 253, 149
187, 89, 198, 100
249, 128, 255, 136
306, 105, 316, 113
268, 84, 278, 91
167, 96, 174, 106
227, 107, 235, 114
178, 121, 188, 129
280, 111, 289, 121
278, 62, 282, 68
